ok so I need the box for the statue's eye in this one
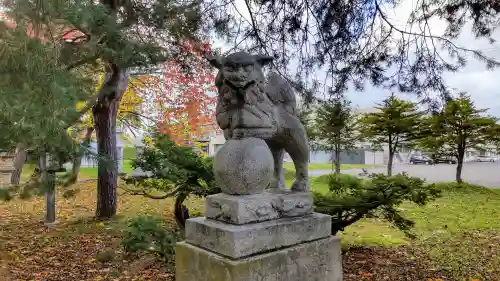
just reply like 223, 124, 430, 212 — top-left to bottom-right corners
244, 65, 254, 72
224, 65, 236, 71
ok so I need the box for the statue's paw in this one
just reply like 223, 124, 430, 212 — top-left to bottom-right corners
268, 178, 283, 190
291, 178, 309, 192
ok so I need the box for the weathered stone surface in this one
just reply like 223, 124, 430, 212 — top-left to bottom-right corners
176, 235, 342, 281
0, 153, 16, 186
205, 190, 313, 225
185, 213, 331, 259
209, 52, 310, 192
214, 138, 274, 195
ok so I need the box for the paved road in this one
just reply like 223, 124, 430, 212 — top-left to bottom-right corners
309, 162, 500, 188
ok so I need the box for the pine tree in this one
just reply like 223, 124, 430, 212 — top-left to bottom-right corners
312, 95, 360, 173
359, 94, 425, 176
0, 17, 93, 152
422, 94, 500, 183
0, 0, 225, 218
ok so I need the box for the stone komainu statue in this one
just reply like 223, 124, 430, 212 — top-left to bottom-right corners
208, 51, 309, 192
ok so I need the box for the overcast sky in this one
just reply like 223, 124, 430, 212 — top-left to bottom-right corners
212, 0, 500, 115
352, 0, 500, 115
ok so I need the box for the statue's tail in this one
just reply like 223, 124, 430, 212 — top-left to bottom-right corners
266, 72, 297, 115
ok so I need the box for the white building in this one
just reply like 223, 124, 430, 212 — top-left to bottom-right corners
69, 129, 125, 173
207, 106, 499, 165
208, 133, 226, 156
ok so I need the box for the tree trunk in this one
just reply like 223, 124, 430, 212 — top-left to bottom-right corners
39, 154, 56, 224
65, 127, 94, 186
174, 193, 190, 229
10, 143, 27, 185
93, 66, 129, 219
45, 173, 56, 223
387, 149, 394, 176
456, 148, 465, 183
334, 148, 341, 174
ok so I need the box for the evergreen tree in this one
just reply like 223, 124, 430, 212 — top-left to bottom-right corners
359, 94, 425, 176
124, 130, 219, 229
0, 18, 93, 152
422, 94, 499, 183
0, 0, 224, 218
314, 172, 441, 237
312, 95, 360, 173
212, 0, 500, 101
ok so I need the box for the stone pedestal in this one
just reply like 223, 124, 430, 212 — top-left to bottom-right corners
205, 189, 314, 225
176, 235, 342, 281
0, 153, 16, 186
176, 193, 343, 281
0, 167, 14, 186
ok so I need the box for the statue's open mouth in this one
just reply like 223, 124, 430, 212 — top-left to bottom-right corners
224, 79, 255, 90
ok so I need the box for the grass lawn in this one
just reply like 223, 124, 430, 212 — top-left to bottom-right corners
19, 161, 374, 182
283, 162, 379, 171
77, 160, 135, 179
1, 178, 499, 280
20, 160, 135, 181
123, 146, 137, 160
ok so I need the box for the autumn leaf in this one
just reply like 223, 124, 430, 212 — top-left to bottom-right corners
156, 41, 217, 147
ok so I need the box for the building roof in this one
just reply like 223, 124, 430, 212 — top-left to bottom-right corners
1, 15, 87, 43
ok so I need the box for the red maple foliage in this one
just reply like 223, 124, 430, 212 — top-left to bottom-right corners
156, 41, 219, 145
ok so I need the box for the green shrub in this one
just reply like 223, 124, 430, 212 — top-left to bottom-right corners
313, 174, 331, 184
126, 131, 220, 229
314, 173, 363, 188
62, 188, 80, 198
121, 216, 181, 261
433, 181, 494, 194
0, 188, 12, 201
314, 172, 442, 238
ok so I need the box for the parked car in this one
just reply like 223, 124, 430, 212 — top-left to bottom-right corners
409, 155, 433, 165
432, 156, 457, 164
475, 155, 497, 162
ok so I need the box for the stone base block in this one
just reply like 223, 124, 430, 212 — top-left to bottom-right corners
185, 213, 331, 259
205, 189, 313, 225
176, 236, 342, 281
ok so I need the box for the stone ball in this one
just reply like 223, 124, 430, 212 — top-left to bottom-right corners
213, 137, 274, 195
